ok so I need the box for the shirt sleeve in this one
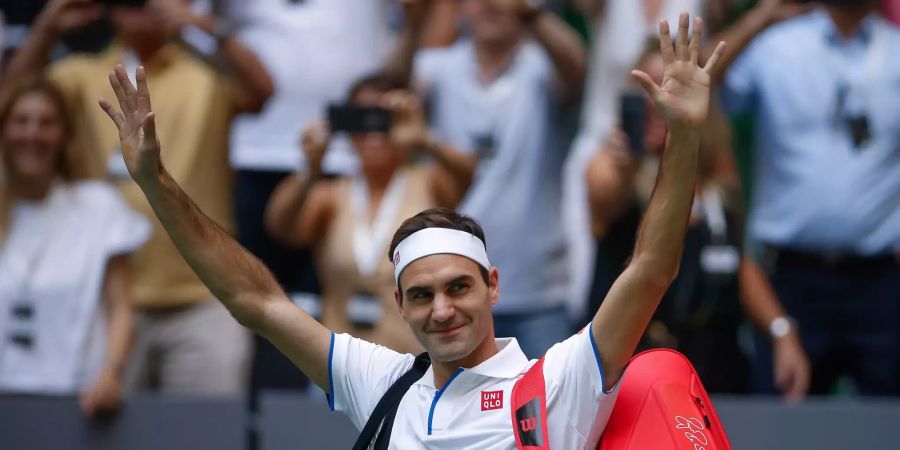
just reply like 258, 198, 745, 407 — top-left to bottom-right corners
413, 47, 452, 95
542, 324, 619, 442
328, 332, 416, 430
77, 181, 151, 256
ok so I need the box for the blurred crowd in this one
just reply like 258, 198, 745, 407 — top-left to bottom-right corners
0, 0, 898, 419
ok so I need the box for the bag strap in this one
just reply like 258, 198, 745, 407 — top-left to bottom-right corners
510, 357, 550, 450
352, 352, 431, 450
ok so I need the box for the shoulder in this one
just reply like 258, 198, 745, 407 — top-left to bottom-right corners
67, 180, 129, 211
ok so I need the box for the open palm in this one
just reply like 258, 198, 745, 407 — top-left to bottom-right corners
632, 14, 725, 128
98, 64, 162, 184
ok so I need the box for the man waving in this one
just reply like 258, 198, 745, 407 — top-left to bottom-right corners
99, 12, 723, 449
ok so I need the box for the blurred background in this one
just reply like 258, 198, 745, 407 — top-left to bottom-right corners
0, 0, 898, 448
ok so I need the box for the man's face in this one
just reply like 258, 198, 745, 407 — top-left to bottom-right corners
109, 6, 167, 48
460, 0, 525, 47
395, 254, 499, 363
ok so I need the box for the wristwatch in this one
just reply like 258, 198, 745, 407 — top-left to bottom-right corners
769, 316, 794, 339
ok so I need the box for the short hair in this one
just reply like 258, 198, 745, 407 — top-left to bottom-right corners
346, 72, 407, 104
388, 208, 491, 291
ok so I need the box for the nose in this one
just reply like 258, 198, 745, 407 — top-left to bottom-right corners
431, 294, 456, 324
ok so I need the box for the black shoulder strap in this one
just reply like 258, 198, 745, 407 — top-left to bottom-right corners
352, 352, 430, 450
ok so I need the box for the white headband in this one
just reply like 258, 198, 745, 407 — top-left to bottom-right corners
392, 228, 491, 284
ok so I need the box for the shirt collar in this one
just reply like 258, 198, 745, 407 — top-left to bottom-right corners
414, 338, 531, 388
816, 9, 881, 46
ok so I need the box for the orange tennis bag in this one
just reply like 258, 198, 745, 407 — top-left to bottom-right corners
512, 348, 733, 450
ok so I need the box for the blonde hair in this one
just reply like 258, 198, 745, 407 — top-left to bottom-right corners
0, 77, 93, 242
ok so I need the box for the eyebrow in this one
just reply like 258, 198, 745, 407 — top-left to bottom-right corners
404, 274, 475, 297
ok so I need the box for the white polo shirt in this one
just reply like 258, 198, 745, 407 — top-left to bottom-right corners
328, 326, 618, 449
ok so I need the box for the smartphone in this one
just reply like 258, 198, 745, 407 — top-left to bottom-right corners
620, 91, 647, 156
327, 104, 392, 134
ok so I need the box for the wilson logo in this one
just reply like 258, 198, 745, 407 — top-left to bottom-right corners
481, 390, 503, 411
519, 417, 537, 432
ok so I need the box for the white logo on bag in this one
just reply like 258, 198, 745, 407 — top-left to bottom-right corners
675, 416, 709, 450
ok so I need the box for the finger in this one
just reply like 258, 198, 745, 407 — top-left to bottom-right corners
630, 70, 662, 100
108, 71, 130, 112
689, 16, 703, 65
141, 112, 158, 145
702, 41, 727, 73
98, 98, 126, 129
114, 64, 138, 111
135, 65, 152, 114
675, 12, 690, 61
658, 20, 675, 65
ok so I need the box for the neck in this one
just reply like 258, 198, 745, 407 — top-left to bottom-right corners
10, 174, 55, 202
431, 334, 500, 388
123, 38, 166, 63
362, 166, 395, 195
474, 39, 520, 84
826, 4, 875, 39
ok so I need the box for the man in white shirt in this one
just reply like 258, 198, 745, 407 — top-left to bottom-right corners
411, 0, 588, 358
97, 13, 724, 448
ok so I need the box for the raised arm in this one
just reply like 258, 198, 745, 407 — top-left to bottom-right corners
702, 0, 812, 83
2, 0, 101, 83
381, 90, 477, 208
150, 0, 274, 113
517, 1, 588, 100
97, 65, 331, 390
264, 121, 335, 248
591, 14, 726, 390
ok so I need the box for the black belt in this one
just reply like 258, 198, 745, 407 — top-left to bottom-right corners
768, 246, 898, 275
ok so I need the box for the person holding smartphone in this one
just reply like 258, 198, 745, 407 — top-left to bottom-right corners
264, 73, 476, 354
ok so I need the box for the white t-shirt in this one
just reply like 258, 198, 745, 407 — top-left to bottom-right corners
0, 181, 150, 394
221, 0, 397, 174
414, 41, 571, 313
328, 327, 618, 449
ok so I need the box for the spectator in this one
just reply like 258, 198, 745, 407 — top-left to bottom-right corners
563, 0, 703, 327
2, 0, 274, 395
411, 0, 587, 358
584, 43, 811, 398
203, 0, 442, 391
0, 77, 149, 416
265, 74, 476, 354
712, 0, 900, 396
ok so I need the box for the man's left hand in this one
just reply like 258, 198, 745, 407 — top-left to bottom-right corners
632, 13, 726, 130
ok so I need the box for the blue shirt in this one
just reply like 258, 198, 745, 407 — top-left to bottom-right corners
721, 10, 900, 255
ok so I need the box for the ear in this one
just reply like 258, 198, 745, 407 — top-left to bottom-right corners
395, 288, 404, 315
488, 267, 500, 306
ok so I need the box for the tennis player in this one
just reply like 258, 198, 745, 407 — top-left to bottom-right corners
98, 12, 724, 449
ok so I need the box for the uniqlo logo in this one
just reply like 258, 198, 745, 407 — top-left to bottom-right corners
481, 390, 503, 411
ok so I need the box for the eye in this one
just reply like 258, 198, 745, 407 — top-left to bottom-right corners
411, 290, 433, 301
449, 282, 470, 295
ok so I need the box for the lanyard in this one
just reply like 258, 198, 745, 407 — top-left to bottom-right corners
350, 170, 408, 279
823, 19, 888, 116
5, 183, 63, 304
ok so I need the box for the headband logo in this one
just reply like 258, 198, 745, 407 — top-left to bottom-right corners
393, 251, 400, 267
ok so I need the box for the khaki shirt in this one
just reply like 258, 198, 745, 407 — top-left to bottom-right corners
50, 43, 238, 309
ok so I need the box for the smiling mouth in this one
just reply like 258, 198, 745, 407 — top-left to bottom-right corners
430, 324, 465, 336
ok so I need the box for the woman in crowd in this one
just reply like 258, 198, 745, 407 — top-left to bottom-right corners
0, 78, 149, 416
265, 73, 476, 353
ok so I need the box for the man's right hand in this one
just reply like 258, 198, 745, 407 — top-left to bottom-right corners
301, 121, 331, 176
36, 0, 103, 36
99, 64, 163, 186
